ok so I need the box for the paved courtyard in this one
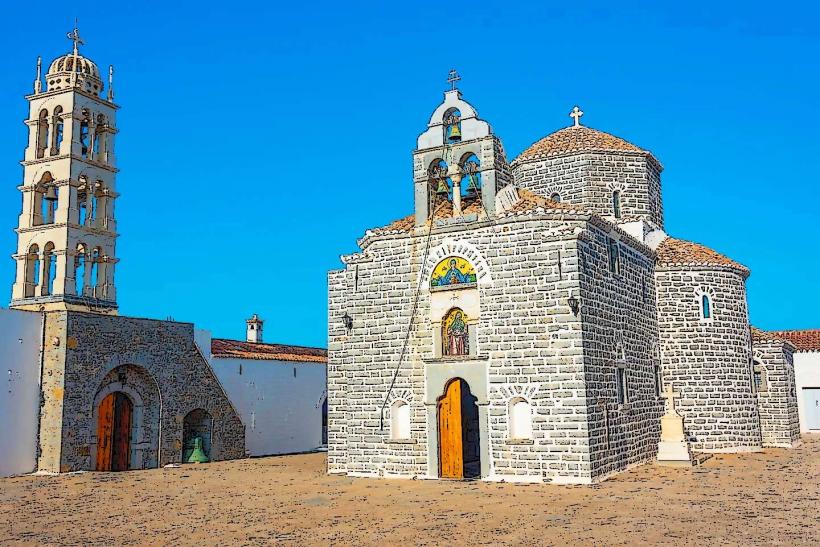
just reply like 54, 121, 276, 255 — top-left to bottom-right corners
2, 436, 819, 546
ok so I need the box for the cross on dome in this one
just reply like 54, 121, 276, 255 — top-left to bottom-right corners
67, 24, 85, 55
569, 105, 584, 127
447, 69, 461, 91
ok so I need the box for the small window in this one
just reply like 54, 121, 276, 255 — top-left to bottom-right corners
509, 398, 533, 440
701, 294, 712, 319
653, 364, 662, 398
608, 238, 621, 275
615, 367, 628, 405
390, 400, 411, 440
550, 192, 561, 203
753, 364, 767, 393
612, 190, 622, 219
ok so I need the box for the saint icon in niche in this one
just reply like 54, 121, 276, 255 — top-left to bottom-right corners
443, 308, 469, 357
431, 256, 477, 288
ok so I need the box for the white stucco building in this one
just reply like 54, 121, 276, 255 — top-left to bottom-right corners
772, 331, 820, 433
197, 316, 328, 457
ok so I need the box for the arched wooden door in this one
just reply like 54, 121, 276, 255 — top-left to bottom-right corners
439, 379, 464, 478
96, 392, 132, 471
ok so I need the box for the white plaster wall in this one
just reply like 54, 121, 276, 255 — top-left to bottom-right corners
195, 329, 327, 456
794, 351, 820, 433
0, 308, 43, 476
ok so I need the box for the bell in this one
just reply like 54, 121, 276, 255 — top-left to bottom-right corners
446, 122, 461, 141
184, 436, 210, 464
436, 179, 450, 196
44, 186, 58, 202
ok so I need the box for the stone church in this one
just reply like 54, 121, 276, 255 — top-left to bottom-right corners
327, 74, 801, 483
4, 30, 245, 473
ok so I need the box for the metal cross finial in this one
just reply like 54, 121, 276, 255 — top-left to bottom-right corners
570, 105, 584, 127
447, 69, 461, 91
67, 22, 85, 55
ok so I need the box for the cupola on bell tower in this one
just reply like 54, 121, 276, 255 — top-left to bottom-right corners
10, 27, 120, 314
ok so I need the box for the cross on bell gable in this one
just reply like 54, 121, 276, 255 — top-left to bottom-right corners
447, 69, 461, 91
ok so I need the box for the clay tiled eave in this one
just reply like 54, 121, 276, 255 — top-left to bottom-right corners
767, 330, 820, 352
211, 338, 327, 363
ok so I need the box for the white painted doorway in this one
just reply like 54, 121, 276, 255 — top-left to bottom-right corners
803, 388, 820, 430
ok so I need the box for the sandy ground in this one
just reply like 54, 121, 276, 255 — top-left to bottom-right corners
2, 436, 819, 546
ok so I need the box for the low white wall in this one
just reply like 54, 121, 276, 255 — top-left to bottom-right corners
195, 330, 327, 456
794, 351, 820, 433
0, 308, 43, 477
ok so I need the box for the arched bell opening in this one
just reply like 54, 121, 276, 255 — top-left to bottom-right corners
182, 409, 213, 464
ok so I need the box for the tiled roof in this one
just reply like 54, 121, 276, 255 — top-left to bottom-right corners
656, 237, 749, 275
513, 126, 644, 164
371, 190, 578, 235
211, 338, 327, 363
768, 330, 820, 352
751, 327, 787, 344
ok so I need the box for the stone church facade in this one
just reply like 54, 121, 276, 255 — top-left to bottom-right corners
327, 81, 801, 483
7, 30, 245, 472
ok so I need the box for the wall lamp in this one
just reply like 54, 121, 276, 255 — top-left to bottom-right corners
342, 312, 353, 332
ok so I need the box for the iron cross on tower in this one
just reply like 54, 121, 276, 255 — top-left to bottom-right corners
447, 69, 461, 90
67, 25, 85, 55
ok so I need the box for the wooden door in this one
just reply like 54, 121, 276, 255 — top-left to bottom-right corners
96, 393, 115, 471
96, 392, 132, 471
438, 379, 463, 479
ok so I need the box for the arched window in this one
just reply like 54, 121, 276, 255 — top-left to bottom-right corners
79, 110, 90, 158
390, 400, 411, 440
509, 397, 533, 440
93, 114, 105, 159
75, 244, 86, 296
36, 109, 49, 159
612, 190, 622, 219
442, 307, 469, 357
77, 181, 88, 225
43, 242, 56, 296
25, 244, 40, 297
460, 153, 481, 199
36, 172, 57, 225
701, 294, 712, 319
443, 108, 462, 143
51, 106, 64, 155
550, 192, 561, 202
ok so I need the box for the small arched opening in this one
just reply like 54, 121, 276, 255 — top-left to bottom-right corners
51, 106, 64, 155
390, 400, 411, 440
42, 242, 57, 296
36, 109, 49, 159
183, 409, 213, 463
508, 397, 533, 440
24, 244, 40, 297
443, 107, 462, 143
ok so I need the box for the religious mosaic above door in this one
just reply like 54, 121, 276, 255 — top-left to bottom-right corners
431, 256, 477, 288
442, 308, 470, 356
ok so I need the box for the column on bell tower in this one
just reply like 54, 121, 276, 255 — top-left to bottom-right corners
9, 27, 120, 314
412, 72, 511, 227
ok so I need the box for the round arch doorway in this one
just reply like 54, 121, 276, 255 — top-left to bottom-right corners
95, 391, 133, 471
438, 378, 481, 479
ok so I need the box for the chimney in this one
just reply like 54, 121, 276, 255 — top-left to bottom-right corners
246, 314, 263, 343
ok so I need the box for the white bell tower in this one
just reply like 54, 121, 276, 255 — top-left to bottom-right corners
10, 27, 120, 314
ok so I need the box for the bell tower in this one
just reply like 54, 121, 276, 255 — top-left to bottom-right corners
10, 27, 119, 314
412, 70, 511, 226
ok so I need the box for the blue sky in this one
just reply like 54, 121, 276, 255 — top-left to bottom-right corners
0, 1, 817, 346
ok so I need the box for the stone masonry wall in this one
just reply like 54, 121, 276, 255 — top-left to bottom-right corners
655, 267, 761, 452
328, 211, 658, 483
38, 311, 245, 472
753, 340, 801, 447
512, 152, 664, 229
329, 215, 589, 482
578, 223, 663, 480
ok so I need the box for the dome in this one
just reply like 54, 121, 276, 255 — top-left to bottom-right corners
513, 126, 644, 165
45, 52, 103, 95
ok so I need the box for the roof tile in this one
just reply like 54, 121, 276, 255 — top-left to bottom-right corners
211, 338, 327, 363
768, 330, 820, 352
514, 126, 644, 164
